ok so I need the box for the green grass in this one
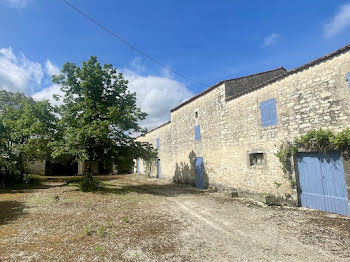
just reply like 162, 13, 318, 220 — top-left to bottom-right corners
27, 196, 57, 206
94, 246, 103, 252
122, 215, 132, 223
274, 181, 282, 188
83, 225, 92, 236
97, 226, 107, 237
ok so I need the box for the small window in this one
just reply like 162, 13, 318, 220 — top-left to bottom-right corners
260, 98, 278, 127
195, 111, 198, 118
194, 125, 201, 140
249, 153, 264, 166
156, 138, 160, 149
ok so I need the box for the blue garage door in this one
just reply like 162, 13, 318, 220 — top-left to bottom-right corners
195, 157, 205, 189
297, 151, 350, 216
157, 159, 161, 178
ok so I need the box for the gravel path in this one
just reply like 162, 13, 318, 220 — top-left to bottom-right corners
0, 174, 349, 261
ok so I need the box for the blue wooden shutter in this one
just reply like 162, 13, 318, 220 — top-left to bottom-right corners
347, 73, 350, 91
157, 159, 161, 178
195, 157, 204, 188
260, 98, 278, 127
194, 125, 201, 140
156, 138, 160, 149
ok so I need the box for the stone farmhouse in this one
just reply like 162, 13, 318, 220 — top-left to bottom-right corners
136, 43, 350, 216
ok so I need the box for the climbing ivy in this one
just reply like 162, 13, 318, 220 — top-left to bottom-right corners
276, 128, 350, 174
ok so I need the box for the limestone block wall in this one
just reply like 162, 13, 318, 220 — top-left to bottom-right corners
25, 160, 46, 175
170, 84, 226, 186
220, 50, 350, 196
78, 161, 99, 175
137, 48, 350, 201
137, 122, 174, 179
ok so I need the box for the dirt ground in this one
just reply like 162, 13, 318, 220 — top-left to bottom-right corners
0, 174, 349, 262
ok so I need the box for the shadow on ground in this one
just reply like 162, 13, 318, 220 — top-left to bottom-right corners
0, 184, 54, 195
0, 201, 27, 225
39, 174, 126, 183
98, 182, 206, 197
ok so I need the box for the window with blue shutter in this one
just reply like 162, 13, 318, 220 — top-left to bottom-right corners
347, 73, 350, 91
260, 98, 278, 127
194, 125, 201, 140
156, 138, 160, 149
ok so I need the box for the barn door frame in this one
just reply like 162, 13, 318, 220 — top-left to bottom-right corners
295, 151, 350, 216
195, 157, 205, 189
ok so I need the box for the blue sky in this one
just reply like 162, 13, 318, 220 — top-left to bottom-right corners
1, 0, 350, 129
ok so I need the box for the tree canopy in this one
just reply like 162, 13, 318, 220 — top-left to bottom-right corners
0, 56, 157, 186
0, 90, 57, 186
51, 56, 156, 165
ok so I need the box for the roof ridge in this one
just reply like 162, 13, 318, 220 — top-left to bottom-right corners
170, 67, 286, 112
222, 67, 286, 83
226, 43, 350, 101
136, 120, 171, 138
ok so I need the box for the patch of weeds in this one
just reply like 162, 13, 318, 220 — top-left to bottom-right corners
83, 225, 92, 236
27, 196, 56, 206
97, 186, 133, 195
119, 193, 147, 203
65, 177, 82, 187
23, 174, 42, 186
122, 215, 132, 223
63, 198, 74, 203
106, 219, 113, 228
97, 226, 107, 237
109, 232, 117, 238
94, 246, 103, 252
274, 181, 282, 188
103, 181, 117, 186
290, 179, 297, 188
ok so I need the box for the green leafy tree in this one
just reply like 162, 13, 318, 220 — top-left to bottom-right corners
51, 56, 156, 170
0, 90, 57, 186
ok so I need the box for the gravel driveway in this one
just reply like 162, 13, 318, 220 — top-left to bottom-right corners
0, 174, 349, 261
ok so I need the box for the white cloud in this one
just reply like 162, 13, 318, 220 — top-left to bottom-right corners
45, 60, 60, 77
32, 84, 63, 106
129, 57, 146, 73
263, 33, 279, 47
124, 70, 193, 130
0, 47, 44, 93
324, 3, 350, 37
33, 69, 193, 130
1, 0, 31, 8
0, 46, 193, 130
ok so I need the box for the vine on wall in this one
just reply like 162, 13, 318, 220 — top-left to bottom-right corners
276, 128, 350, 175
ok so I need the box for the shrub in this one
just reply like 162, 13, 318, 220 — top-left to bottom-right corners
78, 172, 101, 192
276, 128, 350, 188
23, 174, 41, 186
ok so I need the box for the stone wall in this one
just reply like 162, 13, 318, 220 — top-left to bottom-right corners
137, 48, 350, 203
137, 122, 173, 179
25, 160, 46, 175
78, 161, 100, 175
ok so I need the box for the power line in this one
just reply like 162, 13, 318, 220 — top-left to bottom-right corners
62, 0, 207, 87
